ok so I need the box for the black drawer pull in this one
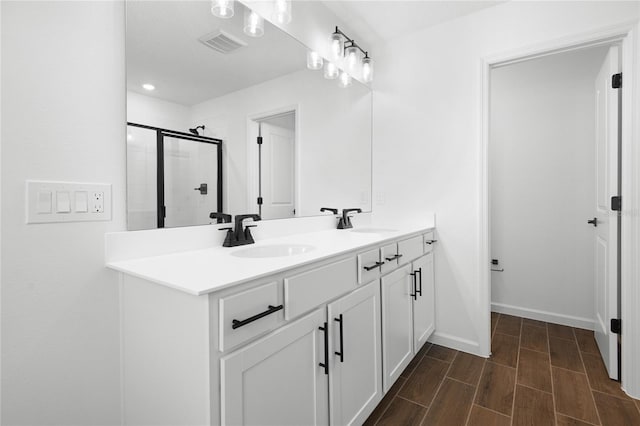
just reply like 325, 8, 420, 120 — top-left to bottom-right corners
231, 304, 283, 329
334, 314, 344, 363
416, 267, 423, 296
425, 240, 438, 245
319, 322, 329, 375
363, 261, 385, 271
385, 254, 403, 261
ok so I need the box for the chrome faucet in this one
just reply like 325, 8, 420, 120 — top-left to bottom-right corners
220, 214, 261, 247
338, 208, 362, 229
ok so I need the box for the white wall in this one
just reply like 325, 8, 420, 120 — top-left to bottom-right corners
190, 69, 372, 217
490, 47, 606, 328
1, 2, 126, 424
372, 1, 640, 356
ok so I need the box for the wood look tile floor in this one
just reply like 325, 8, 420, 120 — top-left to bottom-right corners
363, 313, 640, 426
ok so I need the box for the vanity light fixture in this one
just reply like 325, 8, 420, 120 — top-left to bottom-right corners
338, 70, 352, 88
273, 0, 292, 25
329, 26, 374, 84
324, 61, 339, 80
362, 54, 374, 83
344, 44, 359, 73
243, 9, 264, 37
329, 30, 344, 62
142, 83, 155, 91
211, 0, 234, 18
306, 51, 323, 70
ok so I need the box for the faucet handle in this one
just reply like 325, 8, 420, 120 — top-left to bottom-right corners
218, 227, 232, 231
320, 207, 338, 215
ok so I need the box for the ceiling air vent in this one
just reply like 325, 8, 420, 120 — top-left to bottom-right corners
198, 30, 248, 54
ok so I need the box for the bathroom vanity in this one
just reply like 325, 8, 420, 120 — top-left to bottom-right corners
107, 221, 436, 425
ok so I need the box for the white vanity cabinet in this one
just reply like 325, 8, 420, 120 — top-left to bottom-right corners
327, 282, 382, 426
222, 281, 382, 426
380, 265, 414, 392
380, 237, 437, 392
115, 227, 436, 426
412, 252, 435, 353
220, 308, 329, 426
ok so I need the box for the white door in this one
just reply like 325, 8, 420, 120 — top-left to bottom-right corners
413, 253, 435, 352
594, 45, 620, 380
220, 309, 329, 425
327, 282, 382, 426
380, 265, 414, 392
260, 122, 295, 220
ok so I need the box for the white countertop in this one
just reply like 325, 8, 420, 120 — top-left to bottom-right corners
106, 224, 434, 296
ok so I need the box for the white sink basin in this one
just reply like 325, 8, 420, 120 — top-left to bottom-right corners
231, 244, 316, 258
350, 228, 399, 234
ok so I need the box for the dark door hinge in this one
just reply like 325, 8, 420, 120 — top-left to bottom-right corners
611, 318, 621, 334
257, 197, 263, 205
257, 136, 263, 145
612, 73, 622, 89
611, 196, 622, 211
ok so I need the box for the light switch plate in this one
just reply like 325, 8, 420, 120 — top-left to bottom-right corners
26, 180, 112, 224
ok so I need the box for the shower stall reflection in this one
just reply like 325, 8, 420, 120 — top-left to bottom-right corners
126, 123, 223, 230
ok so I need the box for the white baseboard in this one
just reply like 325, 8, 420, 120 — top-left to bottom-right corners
428, 332, 487, 358
491, 302, 595, 330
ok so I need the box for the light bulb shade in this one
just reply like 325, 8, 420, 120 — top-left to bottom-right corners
243, 9, 264, 37
211, 0, 234, 18
273, 0, 292, 24
306, 51, 323, 70
362, 56, 374, 83
345, 45, 359, 73
338, 71, 352, 88
324, 62, 339, 80
329, 32, 344, 62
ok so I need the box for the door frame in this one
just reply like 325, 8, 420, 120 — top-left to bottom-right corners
479, 22, 640, 397
246, 105, 300, 218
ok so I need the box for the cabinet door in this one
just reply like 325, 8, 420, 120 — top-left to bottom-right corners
328, 282, 382, 426
220, 309, 328, 426
380, 265, 414, 392
413, 253, 435, 352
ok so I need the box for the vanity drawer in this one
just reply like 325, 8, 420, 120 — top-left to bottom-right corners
380, 243, 400, 275
398, 235, 424, 264
423, 231, 436, 254
357, 248, 382, 284
284, 257, 357, 319
219, 281, 283, 352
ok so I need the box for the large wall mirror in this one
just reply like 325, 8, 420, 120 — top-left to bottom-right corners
126, 0, 372, 230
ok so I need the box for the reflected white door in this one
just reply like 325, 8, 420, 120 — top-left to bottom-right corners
260, 122, 295, 220
594, 45, 620, 380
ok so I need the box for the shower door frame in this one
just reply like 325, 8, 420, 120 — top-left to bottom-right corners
127, 122, 223, 228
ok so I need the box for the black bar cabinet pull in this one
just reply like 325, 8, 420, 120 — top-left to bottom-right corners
231, 304, 283, 329
334, 314, 344, 363
319, 322, 329, 375
425, 240, 438, 245
416, 267, 423, 296
385, 254, 403, 262
409, 272, 418, 300
364, 261, 385, 271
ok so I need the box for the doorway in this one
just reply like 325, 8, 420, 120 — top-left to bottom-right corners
488, 45, 621, 379
248, 110, 297, 220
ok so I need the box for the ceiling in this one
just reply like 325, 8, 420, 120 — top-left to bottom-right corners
126, 1, 307, 106
322, 1, 504, 46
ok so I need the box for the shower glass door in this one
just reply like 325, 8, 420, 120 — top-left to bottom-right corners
126, 123, 222, 230
163, 136, 220, 228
